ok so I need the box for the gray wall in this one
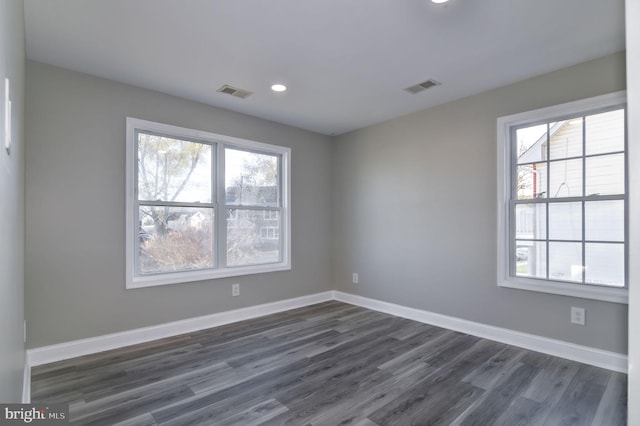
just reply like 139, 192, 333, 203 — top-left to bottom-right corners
332, 52, 628, 354
25, 52, 629, 355
25, 61, 333, 348
0, 0, 26, 402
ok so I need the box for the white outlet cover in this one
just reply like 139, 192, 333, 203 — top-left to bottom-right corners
571, 307, 586, 325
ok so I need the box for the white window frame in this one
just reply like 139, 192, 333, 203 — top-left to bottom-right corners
126, 117, 291, 289
497, 91, 629, 304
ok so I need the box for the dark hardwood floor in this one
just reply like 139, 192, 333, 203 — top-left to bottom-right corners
31, 301, 627, 425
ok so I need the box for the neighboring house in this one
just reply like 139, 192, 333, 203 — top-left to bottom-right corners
226, 184, 280, 248
166, 211, 209, 231
225, 184, 278, 206
516, 110, 625, 285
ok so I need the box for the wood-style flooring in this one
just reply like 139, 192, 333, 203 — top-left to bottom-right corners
31, 301, 627, 425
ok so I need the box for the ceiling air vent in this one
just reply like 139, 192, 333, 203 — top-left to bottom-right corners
404, 79, 441, 94
217, 84, 253, 99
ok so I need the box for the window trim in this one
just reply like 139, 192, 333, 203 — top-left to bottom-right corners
126, 117, 291, 289
497, 91, 628, 304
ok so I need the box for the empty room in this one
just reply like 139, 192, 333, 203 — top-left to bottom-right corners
1, 0, 639, 424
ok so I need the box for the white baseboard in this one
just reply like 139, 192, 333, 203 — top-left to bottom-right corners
22, 352, 31, 403
333, 291, 628, 373
27, 291, 333, 367
24, 288, 627, 384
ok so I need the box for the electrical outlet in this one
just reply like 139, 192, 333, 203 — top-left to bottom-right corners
571, 307, 585, 325
232, 283, 240, 297
352, 273, 359, 284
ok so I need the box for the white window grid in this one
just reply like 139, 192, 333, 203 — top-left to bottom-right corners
497, 91, 629, 303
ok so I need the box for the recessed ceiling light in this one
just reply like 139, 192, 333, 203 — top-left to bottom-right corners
271, 84, 287, 92
431, 0, 449, 3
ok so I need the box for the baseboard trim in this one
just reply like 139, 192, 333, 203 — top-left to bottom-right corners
25, 289, 627, 375
27, 291, 334, 367
22, 352, 31, 403
333, 291, 627, 373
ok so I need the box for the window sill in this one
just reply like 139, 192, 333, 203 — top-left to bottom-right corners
126, 262, 291, 289
498, 278, 628, 304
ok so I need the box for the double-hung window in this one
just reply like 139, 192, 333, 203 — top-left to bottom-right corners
126, 118, 291, 288
497, 92, 628, 303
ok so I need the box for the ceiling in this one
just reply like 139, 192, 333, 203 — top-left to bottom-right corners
23, 0, 625, 136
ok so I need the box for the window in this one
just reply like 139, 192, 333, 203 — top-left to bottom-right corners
497, 92, 628, 303
126, 118, 291, 288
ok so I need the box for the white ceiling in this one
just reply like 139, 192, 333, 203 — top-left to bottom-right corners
23, 0, 625, 135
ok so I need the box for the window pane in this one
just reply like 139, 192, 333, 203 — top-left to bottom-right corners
515, 204, 546, 240
137, 132, 212, 203
585, 200, 624, 242
517, 163, 547, 199
226, 149, 279, 207
516, 124, 547, 164
585, 153, 624, 196
585, 109, 625, 155
138, 206, 214, 274
549, 242, 582, 282
549, 119, 583, 160
585, 243, 624, 287
548, 202, 582, 241
227, 209, 281, 266
515, 241, 546, 279
549, 159, 582, 198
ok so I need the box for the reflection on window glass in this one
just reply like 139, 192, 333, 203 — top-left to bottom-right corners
225, 149, 279, 207
137, 132, 212, 203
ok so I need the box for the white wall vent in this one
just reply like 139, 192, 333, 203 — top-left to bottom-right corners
217, 84, 253, 99
404, 79, 441, 94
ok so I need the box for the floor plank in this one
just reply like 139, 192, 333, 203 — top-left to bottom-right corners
31, 301, 627, 425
